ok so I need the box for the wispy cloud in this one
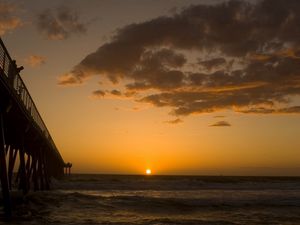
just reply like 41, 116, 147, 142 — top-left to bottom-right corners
164, 118, 183, 124
59, 0, 300, 117
25, 55, 45, 67
0, 1, 22, 35
36, 6, 87, 40
210, 121, 231, 127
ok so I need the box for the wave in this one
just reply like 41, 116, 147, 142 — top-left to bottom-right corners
6, 189, 300, 225
52, 174, 300, 191
49, 189, 300, 211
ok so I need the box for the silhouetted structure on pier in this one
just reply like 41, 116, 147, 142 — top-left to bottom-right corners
64, 162, 72, 175
0, 38, 66, 217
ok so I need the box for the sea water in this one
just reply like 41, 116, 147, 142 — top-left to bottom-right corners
1, 174, 300, 225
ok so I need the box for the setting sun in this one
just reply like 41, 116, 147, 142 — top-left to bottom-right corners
146, 169, 152, 175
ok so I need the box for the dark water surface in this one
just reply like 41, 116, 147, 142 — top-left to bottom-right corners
1, 174, 300, 224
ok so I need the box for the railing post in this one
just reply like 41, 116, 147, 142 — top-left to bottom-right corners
0, 110, 12, 218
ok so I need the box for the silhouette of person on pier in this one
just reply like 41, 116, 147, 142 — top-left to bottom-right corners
8, 60, 24, 96
8, 60, 23, 86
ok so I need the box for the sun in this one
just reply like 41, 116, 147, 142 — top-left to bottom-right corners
146, 169, 152, 175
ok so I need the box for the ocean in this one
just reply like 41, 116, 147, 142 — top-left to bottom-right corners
2, 174, 300, 225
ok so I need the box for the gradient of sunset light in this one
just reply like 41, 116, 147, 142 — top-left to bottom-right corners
2, 0, 300, 176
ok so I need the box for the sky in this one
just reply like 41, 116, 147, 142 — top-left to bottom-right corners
1, 0, 300, 175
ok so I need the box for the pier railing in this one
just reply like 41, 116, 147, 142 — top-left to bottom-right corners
0, 38, 62, 161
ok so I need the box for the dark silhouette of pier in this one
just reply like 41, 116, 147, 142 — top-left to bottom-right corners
0, 38, 69, 217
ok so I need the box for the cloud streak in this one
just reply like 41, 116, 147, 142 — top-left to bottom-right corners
59, 0, 300, 117
164, 118, 183, 124
210, 121, 231, 127
36, 6, 87, 40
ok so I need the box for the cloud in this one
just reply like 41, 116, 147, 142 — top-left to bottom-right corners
198, 58, 227, 71
58, 69, 86, 86
92, 90, 105, 98
111, 89, 122, 96
0, 1, 22, 35
25, 55, 45, 67
59, 0, 300, 117
36, 6, 87, 40
210, 121, 231, 127
91, 89, 129, 100
239, 106, 300, 114
164, 118, 183, 124
279, 106, 300, 113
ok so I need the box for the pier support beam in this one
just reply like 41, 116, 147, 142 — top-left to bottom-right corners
0, 111, 11, 218
7, 147, 13, 189
8, 147, 17, 190
31, 153, 38, 191
18, 136, 28, 194
38, 149, 44, 190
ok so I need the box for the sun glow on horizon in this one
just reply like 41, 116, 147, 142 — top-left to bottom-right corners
146, 169, 152, 175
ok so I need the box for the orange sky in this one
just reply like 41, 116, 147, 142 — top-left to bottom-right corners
2, 0, 300, 175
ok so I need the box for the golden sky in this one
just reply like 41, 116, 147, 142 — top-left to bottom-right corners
2, 0, 300, 175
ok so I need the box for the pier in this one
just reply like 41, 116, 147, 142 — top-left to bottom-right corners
0, 38, 67, 217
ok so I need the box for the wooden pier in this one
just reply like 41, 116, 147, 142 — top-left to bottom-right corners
0, 38, 66, 217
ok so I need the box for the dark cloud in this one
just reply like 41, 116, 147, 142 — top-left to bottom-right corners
59, 0, 300, 116
279, 106, 300, 113
37, 6, 87, 40
111, 89, 122, 96
0, 1, 21, 35
92, 90, 105, 98
240, 106, 300, 114
126, 48, 187, 90
210, 121, 231, 127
